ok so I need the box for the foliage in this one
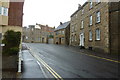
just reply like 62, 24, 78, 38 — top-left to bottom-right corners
2, 30, 21, 55
48, 35, 54, 38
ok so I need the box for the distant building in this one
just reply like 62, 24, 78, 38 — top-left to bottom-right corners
22, 24, 55, 43
70, 1, 120, 54
54, 21, 70, 45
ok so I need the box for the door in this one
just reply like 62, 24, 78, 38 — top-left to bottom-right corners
80, 33, 84, 46
59, 38, 61, 44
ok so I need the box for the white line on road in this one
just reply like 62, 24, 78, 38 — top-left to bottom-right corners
37, 61, 48, 78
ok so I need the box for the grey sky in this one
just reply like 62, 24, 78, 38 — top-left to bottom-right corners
23, 0, 87, 27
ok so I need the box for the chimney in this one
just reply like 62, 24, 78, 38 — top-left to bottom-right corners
78, 4, 81, 9
60, 22, 62, 25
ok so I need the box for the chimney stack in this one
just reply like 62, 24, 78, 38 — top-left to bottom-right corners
78, 4, 81, 9
60, 22, 62, 25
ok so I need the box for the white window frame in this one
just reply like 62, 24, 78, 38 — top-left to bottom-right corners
96, 29, 100, 40
0, 7, 2, 15
90, 15, 92, 26
3, 7, 8, 16
89, 30, 92, 41
62, 30, 64, 34
90, 0, 93, 9
96, 11, 100, 23
96, 0, 100, 3
82, 9, 84, 14
81, 20, 84, 29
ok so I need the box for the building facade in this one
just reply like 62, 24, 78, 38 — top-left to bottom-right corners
23, 24, 55, 43
70, 1, 120, 54
54, 21, 70, 45
0, 1, 24, 40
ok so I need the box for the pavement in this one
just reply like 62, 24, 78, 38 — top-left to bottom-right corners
21, 44, 54, 79
21, 43, 119, 79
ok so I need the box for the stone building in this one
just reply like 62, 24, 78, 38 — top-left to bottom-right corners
23, 24, 55, 43
23, 25, 41, 43
0, 1, 24, 39
37, 24, 55, 44
54, 21, 70, 45
70, 1, 120, 54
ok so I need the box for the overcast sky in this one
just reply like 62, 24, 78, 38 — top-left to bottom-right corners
23, 0, 87, 27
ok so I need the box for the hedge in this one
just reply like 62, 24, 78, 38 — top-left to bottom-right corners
2, 30, 21, 55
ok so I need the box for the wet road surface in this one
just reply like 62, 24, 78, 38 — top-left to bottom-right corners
22, 43, 119, 79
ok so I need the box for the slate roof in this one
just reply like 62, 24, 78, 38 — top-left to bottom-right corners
55, 21, 70, 31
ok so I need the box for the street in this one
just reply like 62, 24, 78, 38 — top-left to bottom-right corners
22, 43, 119, 79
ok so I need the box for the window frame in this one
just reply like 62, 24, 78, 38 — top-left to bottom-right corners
81, 20, 84, 29
2, 7, 8, 16
96, 28, 101, 40
0, 7, 2, 15
96, 11, 101, 23
90, 0, 93, 9
96, 0, 101, 3
89, 15, 92, 26
82, 9, 84, 14
89, 30, 92, 41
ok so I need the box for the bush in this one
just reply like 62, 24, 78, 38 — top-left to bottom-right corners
2, 30, 21, 55
9, 47, 19, 55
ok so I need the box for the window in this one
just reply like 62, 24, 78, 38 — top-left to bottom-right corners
96, 29, 100, 40
72, 26, 74, 32
96, 0, 100, 3
0, 33, 2, 39
82, 9, 84, 14
90, 0, 93, 9
90, 15, 92, 26
62, 30, 64, 34
32, 28, 34, 31
75, 35, 77, 41
96, 11, 100, 23
75, 14, 77, 18
61, 37, 64, 41
59, 31, 61, 34
3, 7, 8, 16
81, 20, 84, 29
0, 7, 2, 15
89, 30, 92, 41
75, 24, 77, 31
71, 35, 74, 42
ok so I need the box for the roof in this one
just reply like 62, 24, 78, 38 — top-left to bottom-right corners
54, 21, 70, 31
71, 2, 88, 17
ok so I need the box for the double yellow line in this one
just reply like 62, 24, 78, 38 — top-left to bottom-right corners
71, 51, 120, 63
29, 49, 63, 80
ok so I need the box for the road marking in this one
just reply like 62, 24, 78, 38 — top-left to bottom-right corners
71, 51, 120, 63
86, 54, 120, 63
29, 49, 63, 80
37, 61, 48, 78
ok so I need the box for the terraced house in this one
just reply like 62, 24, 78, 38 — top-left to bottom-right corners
0, 0, 24, 39
54, 21, 70, 45
70, 0, 120, 54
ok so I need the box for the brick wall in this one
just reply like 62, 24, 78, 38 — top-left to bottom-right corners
8, 2, 24, 26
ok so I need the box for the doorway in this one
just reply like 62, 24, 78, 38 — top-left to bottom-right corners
80, 33, 84, 47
